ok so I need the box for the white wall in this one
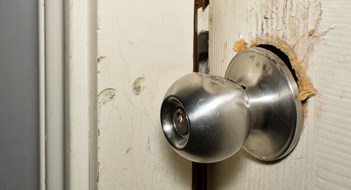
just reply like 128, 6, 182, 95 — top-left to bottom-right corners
96, 0, 194, 189
208, 0, 351, 189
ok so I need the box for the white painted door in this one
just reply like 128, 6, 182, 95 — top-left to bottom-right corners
68, 0, 351, 189
96, 0, 193, 189
208, 0, 351, 189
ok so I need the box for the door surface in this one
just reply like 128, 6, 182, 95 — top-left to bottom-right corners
91, 0, 351, 189
208, 0, 351, 189
96, 0, 193, 189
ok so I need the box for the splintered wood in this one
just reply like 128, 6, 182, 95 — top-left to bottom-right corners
233, 37, 317, 102
233, 39, 248, 52
229, 0, 334, 103
209, 0, 351, 189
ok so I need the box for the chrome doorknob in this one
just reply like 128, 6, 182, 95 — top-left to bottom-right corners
160, 47, 303, 163
161, 73, 250, 163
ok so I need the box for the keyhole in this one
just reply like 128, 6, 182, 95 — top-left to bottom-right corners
173, 107, 189, 136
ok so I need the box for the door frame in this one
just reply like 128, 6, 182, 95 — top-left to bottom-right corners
39, 0, 98, 189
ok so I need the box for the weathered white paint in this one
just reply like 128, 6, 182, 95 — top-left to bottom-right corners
97, 0, 193, 189
208, 0, 351, 189
45, 0, 64, 189
64, 0, 97, 189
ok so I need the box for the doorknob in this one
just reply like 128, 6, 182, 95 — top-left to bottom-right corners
160, 47, 303, 163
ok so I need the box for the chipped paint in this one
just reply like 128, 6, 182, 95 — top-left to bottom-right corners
98, 88, 117, 105
97, 56, 106, 63
132, 77, 147, 95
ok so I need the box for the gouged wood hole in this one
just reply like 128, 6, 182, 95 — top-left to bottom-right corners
224, 0, 336, 118
233, 37, 317, 117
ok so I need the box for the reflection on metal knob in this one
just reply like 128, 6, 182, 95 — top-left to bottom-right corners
160, 47, 303, 163
161, 73, 250, 163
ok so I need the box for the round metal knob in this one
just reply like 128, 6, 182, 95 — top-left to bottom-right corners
161, 73, 250, 163
160, 47, 303, 163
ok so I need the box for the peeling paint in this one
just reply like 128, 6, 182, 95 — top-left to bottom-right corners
132, 77, 147, 95
98, 88, 117, 105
